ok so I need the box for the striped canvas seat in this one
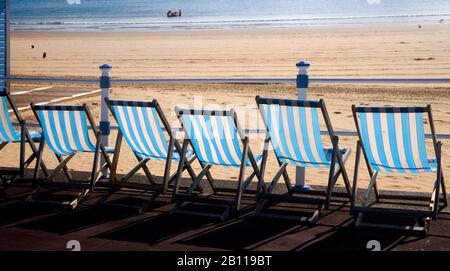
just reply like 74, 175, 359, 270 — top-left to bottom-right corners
33, 105, 96, 156
255, 97, 352, 223
258, 100, 344, 169
354, 107, 435, 173
173, 107, 263, 220
177, 109, 262, 168
29, 103, 113, 209
110, 103, 193, 161
0, 96, 41, 143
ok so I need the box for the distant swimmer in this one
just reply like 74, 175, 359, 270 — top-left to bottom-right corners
43, 52, 46, 59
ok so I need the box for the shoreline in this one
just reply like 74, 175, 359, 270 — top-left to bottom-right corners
10, 21, 448, 34
10, 13, 450, 33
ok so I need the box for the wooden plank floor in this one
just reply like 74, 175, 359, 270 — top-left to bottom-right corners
1, 182, 450, 251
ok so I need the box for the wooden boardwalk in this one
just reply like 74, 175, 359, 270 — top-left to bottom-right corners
1, 182, 450, 251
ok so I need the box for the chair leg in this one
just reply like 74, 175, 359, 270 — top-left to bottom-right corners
90, 134, 102, 188
441, 174, 448, 207
186, 165, 212, 195
183, 156, 199, 186
200, 161, 216, 193
172, 139, 189, 200
48, 154, 75, 181
19, 125, 26, 178
254, 163, 287, 216
432, 142, 443, 219
337, 150, 352, 198
26, 133, 49, 177
363, 171, 379, 207
235, 138, 249, 212
162, 138, 175, 194
33, 137, 46, 187
351, 141, 362, 211
276, 157, 292, 194
109, 131, 123, 185
55, 154, 73, 182
69, 188, 90, 210
121, 159, 150, 183
135, 154, 154, 184
437, 143, 448, 207
324, 140, 338, 209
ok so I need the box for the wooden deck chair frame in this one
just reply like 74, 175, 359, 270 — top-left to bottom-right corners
27, 103, 113, 209
255, 96, 352, 224
101, 98, 198, 212
351, 105, 448, 234
0, 88, 48, 190
173, 107, 263, 221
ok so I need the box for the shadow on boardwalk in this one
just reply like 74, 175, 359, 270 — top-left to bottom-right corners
1, 172, 450, 251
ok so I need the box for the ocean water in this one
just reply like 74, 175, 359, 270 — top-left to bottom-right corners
10, 0, 450, 31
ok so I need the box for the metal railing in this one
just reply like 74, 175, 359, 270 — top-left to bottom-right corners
5, 76, 450, 85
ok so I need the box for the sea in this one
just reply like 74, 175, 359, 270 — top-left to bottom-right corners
10, 0, 450, 31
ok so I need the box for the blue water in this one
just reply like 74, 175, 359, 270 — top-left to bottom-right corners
10, 0, 450, 31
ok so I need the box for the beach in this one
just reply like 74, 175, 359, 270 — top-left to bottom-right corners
3, 0, 450, 252
1, 24, 448, 194
10, 24, 450, 79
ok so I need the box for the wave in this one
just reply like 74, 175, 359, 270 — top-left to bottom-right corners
11, 12, 450, 31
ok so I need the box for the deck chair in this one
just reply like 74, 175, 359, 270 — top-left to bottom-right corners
0, 88, 48, 190
351, 105, 447, 234
255, 96, 352, 224
173, 107, 263, 221
27, 103, 113, 209
101, 98, 198, 212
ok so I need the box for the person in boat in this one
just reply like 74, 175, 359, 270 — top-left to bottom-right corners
167, 9, 182, 17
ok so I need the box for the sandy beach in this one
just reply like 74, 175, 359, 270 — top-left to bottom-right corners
2, 24, 450, 194
10, 24, 450, 79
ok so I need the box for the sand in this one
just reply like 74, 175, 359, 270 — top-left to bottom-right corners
2, 25, 450, 195
10, 24, 450, 79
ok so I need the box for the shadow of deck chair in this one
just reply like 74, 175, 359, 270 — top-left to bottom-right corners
255, 97, 352, 224
101, 98, 198, 212
351, 105, 447, 234
173, 107, 263, 221
0, 88, 48, 190
26, 103, 113, 209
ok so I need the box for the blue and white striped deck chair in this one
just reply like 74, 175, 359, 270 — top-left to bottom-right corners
28, 103, 113, 209
0, 89, 47, 190
173, 107, 263, 221
255, 97, 352, 224
352, 105, 447, 233
104, 98, 198, 211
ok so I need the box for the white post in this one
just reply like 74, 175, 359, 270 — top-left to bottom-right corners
99, 64, 112, 178
295, 61, 311, 190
